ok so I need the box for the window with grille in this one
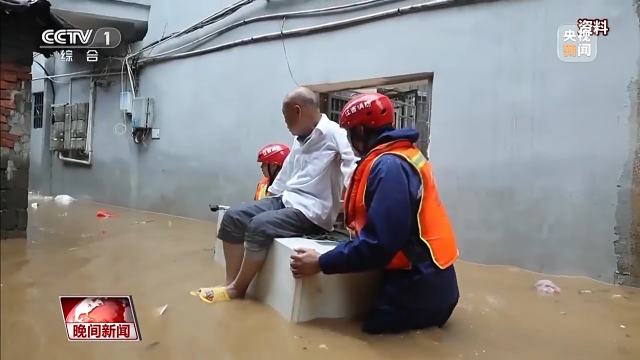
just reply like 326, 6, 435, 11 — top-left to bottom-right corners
33, 92, 44, 129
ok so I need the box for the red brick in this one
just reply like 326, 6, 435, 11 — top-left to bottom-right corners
0, 63, 31, 73
0, 115, 6, 124
0, 137, 14, 148
1, 73, 17, 82
1, 131, 19, 142
0, 90, 11, 100
0, 108, 11, 116
0, 80, 17, 90
0, 99, 14, 109
0, 123, 8, 132
16, 72, 31, 81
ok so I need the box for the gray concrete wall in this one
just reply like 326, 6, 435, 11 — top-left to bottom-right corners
35, 0, 640, 283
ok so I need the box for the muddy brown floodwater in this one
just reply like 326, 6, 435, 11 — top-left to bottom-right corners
1, 200, 639, 360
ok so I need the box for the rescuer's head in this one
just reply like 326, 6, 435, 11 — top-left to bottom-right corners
339, 93, 395, 157
257, 143, 290, 180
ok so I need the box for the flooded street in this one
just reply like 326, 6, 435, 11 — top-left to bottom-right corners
1, 199, 639, 360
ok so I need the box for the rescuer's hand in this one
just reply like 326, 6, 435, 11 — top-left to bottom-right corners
290, 248, 321, 278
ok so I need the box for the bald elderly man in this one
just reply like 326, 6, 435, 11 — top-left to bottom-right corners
193, 87, 357, 303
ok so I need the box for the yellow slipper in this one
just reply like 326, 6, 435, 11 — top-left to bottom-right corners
191, 287, 231, 304
189, 287, 215, 297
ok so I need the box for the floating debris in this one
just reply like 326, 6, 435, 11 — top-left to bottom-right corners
54, 195, 75, 204
132, 220, 154, 225
319, 344, 328, 350
535, 280, 561, 294
145, 341, 161, 350
167, 221, 172, 227
612, 294, 622, 298
30, 203, 38, 209
579, 290, 593, 294
156, 304, 168, 316
58, 213, 67, 217
96, 211, 114, 218
620, 325, 626, 329
68, 247, 78, 251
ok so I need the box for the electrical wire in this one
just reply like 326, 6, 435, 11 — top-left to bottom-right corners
132, 128, 150, 144
32, 60, 57, 101
279, 17, 298, 86
118, 0, 450, 144
121, 0, 403, 99
143, 0, 404, 62
123, 0, 258, 94
139, 0, 453, 66
33, 60, 67, 84
134, 0, 257, 57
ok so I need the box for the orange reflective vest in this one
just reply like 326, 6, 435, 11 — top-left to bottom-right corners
254, 177, 269, 200
344, 140, 459, 270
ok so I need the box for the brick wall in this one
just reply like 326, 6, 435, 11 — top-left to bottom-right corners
0, 63, 31, 239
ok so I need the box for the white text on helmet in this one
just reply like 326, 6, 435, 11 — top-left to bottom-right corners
344, 101, 372, 116
262, 145, 283, 157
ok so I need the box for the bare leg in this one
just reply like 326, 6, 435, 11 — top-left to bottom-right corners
226, 252, 267, 298
214, 198, 283, 288
224, 207, 323, 299
222, 242, 244, 286
200, 203, 322, 303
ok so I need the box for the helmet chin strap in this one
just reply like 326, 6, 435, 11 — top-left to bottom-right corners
350, 129, 380, 157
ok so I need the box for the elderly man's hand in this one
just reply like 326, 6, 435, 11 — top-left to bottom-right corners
290, 248, 322, 278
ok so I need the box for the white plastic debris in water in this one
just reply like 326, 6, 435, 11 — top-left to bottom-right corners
30, 203, 38, 209
156, 304, 168, 317
535, 280, 561, 294
54, 195, 75, 204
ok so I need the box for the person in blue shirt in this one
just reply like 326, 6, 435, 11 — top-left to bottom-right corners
290, 93, 460, 334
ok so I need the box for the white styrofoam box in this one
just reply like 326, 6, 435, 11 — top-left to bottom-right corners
213, 209, 225, 260
213, 228, 381, 323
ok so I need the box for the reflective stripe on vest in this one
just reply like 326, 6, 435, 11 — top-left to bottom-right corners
343, 140, 459, 270
254, 177, 269, 200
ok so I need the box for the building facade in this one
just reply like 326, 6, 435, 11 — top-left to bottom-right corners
30, 0, 640, 285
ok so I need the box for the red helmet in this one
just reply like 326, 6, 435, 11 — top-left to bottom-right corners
257, 143, 290, 166
340, 93, 395, 129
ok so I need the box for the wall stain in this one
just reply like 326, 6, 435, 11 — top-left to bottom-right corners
618, 0, 640, 286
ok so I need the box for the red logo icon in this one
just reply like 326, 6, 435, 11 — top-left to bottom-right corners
59, 296, 141, 341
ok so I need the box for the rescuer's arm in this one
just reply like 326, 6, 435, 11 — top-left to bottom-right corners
318, 155, 415, 274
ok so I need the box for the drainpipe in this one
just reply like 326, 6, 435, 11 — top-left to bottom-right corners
58, 79, 95, 165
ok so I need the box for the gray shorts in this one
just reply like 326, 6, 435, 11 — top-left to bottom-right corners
217, 197, 324, 255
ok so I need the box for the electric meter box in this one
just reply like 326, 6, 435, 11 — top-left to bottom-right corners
119, 91, 133, 113
131, 97, 154, 129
